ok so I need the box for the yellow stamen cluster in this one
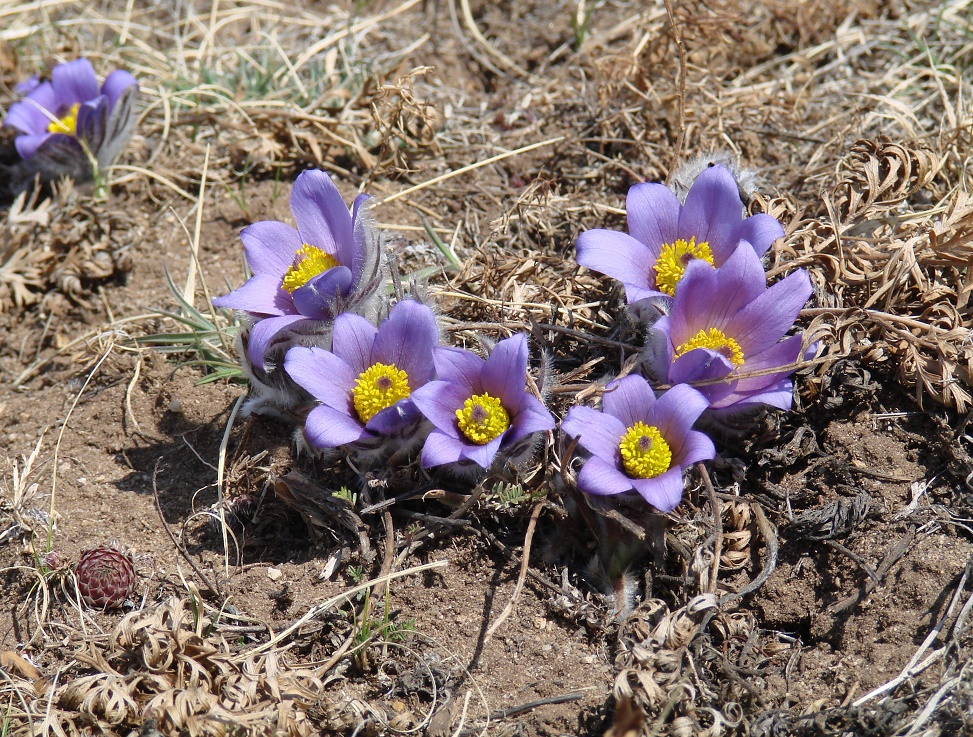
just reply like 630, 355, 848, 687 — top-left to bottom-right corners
47, 103, 81, 135
456, 393, 509, 445
674, 328, 745, 368
652, 237, 714, 296
352, 363, 411, 422
619, 422, 672, 479
281, 244, 340, 293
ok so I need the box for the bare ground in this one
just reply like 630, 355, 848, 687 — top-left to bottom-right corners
2, 0, 973, 735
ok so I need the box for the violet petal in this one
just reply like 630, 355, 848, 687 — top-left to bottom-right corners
726, 268, 811, 355
212, 273, 291, 316
331, 313, 379, 377
412, 380, 468, 438
290, 170, 353, 262
630, 467, 685, 512
506, 393, 555, 443
51, 59, 99, 107
561, 405, 624, 464
677, 165, 744, 261
602, 375, 656, 429
372, 300, 438, 385
101, 69, 138, 109
291, 265, 353, 318
283, 346, 357, 411
649, 383, 711, 452
668, 348, 734, 387
248, 314, 308, 366
7, 84, 58, 134
421, 430, 466, 467
626, 182, 680, 251
460, 433, 505, 468
240, 221, 303, 277
672, 429, 717, 467
431, 347, 484, 394
576, 456, 637, 496
14, 133, 50, 160
304, 404, 368, 448
576, 229, 657, 294
366, 400, 421, 435
481, 334, 528, 410
739, 213, 785, 257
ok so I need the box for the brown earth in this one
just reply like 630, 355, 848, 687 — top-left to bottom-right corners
1, 0, 973, 735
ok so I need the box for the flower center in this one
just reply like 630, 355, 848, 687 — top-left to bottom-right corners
674, 328, 745, 368
619, 422, 672, 479
652, 237, 714, 296
47, 103, 80, 135
281, 244, 340, 293
455, 393, 510, 445
352, 363, 412, 423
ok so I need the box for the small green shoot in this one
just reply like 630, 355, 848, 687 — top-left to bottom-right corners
571, 0, 601, 49
136, 267, 244, 384
333, 486, 358, 505
484, 480, 547, 510
422, 216, 462, 272
351, 586, 416, 668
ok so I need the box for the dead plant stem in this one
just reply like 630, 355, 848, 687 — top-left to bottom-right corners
698, 464, 723, 595
662, 0, 687, 175
484, 501, 543, 643
152, 460, 221, 598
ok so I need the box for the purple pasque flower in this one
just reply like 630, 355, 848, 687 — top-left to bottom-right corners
643, 244, 813, 412
5, 58, 138, 181
412, 333, 555, 470
213, 169, 384, 366
283, 299, 438, 449
561, 376, 715, 512
575, 164, 784, 303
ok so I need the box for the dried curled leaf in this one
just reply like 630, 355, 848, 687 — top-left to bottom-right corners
832, 137, 938, 222
771, 138, 973, 410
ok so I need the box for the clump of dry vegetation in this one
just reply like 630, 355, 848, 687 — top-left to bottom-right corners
1, 0, 972, 736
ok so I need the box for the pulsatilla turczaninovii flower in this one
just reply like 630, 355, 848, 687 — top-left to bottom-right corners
4, 58, 138, 184
284, 299, 438, 448
575, 164, 784, 303
561, 376, 715, 512
213, 169, 384, 366
643, 244, 813, 412
412, 333, 555, 470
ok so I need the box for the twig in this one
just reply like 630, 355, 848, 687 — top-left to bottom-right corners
374, 137, 564, 206
152, 460, 221, 598
699, 464, 723, 595
661, 0, 687, 174
456, 0, 531, 78
484, 691, 585, 721
830, 527, 915, 614
315, 631, 355, 678
825, 540, 881, 584
484, 502, 543, 643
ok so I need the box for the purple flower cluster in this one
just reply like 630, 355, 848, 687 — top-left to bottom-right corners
214, 176, 555, 470
565, 163, 813, 511
4, 58, 139, 187
284, 312, 554, 470
212, 159, 812, 516
576, 165, 783, 305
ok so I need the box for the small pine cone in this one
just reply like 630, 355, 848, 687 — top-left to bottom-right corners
75, 546, 136, 609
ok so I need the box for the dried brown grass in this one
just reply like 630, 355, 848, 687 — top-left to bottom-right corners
2, 0, 973, 735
